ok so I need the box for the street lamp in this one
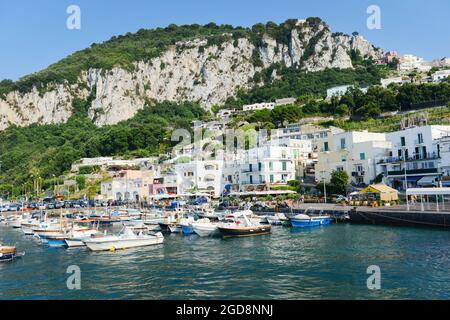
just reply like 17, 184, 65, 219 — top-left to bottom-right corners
403, 147, 409, 211
320, 170, 327, 204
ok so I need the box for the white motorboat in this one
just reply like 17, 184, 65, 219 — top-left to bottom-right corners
65, 230, 104, 248
192, 218, 219, 237
266, 213, 289, 225
83, 227, 164, 251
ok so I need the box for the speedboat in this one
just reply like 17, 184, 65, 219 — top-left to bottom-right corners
266, 213, 289, 226
83, 227, 164, 251
192, 218, 220, 237
217, 210, 272, 238
0, 243, 24, 262
290, 213, 332, 228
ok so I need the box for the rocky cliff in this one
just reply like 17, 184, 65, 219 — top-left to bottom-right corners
0, 18, 383, 130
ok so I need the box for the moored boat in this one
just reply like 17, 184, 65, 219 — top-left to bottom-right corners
192, 218, 219, 237
0, 243, 24, 262
266, 213, 289, 226
83, 227, 164, 251
290, 214, 331, 228
217, 210, 272, 238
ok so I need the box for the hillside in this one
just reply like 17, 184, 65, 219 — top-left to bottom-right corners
0, 18, 384, 130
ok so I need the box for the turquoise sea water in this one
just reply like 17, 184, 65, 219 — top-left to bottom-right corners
1, 223, 450, 300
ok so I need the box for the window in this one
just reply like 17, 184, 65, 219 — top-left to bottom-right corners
269, 162, 273, 170
282, 162, 287, 171
249, 164, 253, 172
340, 138, 346, 150
360, 153, 365, 160
258, 162, 262, 171
418, 133, 424, 144
400, 136, 406, 147
270, 175, 274, 183
324, 142, 329, 152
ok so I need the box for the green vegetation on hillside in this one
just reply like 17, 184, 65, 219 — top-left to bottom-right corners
0, 101, 205, 197
233, 81, 450, 128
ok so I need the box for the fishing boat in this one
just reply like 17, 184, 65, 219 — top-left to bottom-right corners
266, 213, 289, 226
192, 218, 220, 237
83, 227, 164, 251
0, 243, 24, 262
290, 213, 332, 228
180, 217, 196, 234
217, 210, 272, 238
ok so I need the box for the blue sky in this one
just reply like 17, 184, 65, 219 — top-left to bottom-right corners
0, 0, 449, 80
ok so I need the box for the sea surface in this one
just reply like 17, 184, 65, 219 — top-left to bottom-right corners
1, 223, 450, 300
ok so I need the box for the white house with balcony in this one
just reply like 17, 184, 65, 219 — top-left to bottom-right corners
315, 131, 392, 186
174, 160, 224, 197
432, 70, 450, 83
376, 125, 450, 189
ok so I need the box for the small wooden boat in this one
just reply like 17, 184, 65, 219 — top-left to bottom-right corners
0, 244, 24, 262
217, 210, 272, 238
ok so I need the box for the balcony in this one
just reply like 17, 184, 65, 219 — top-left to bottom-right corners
387, 168, 439, 176
352, 171, 365, 177
377, 152, 440, 164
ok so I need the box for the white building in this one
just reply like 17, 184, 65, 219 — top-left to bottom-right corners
326, 85, 354, 99
174, 160, 224, 197
399, 54, 432, 72
376, 125, 450, 189
315, 131, 392, 186
242, 102, 275, 112
381, 77, 405, 88
432, 69, 450, 83
275, 97, 297, 106
101, 170, 156, 202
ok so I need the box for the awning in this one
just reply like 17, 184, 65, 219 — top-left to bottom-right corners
417, 176, 438, 186
395, 176, 423, 183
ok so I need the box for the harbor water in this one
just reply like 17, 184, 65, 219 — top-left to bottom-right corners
1, 223, 450, 300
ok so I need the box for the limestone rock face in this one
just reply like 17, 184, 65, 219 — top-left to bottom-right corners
0, 19, 383, 130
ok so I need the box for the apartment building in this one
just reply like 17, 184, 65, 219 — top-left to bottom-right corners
376, 126, 450, 189
315, 131, 392, 186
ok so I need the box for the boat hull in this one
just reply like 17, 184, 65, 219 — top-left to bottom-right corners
65, 239, 86, 247
181, 224, 195, 235
291, 217, 331, 228
218, 225, 272, 238
84, 237, 164, 252
192, 224, 219, 237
